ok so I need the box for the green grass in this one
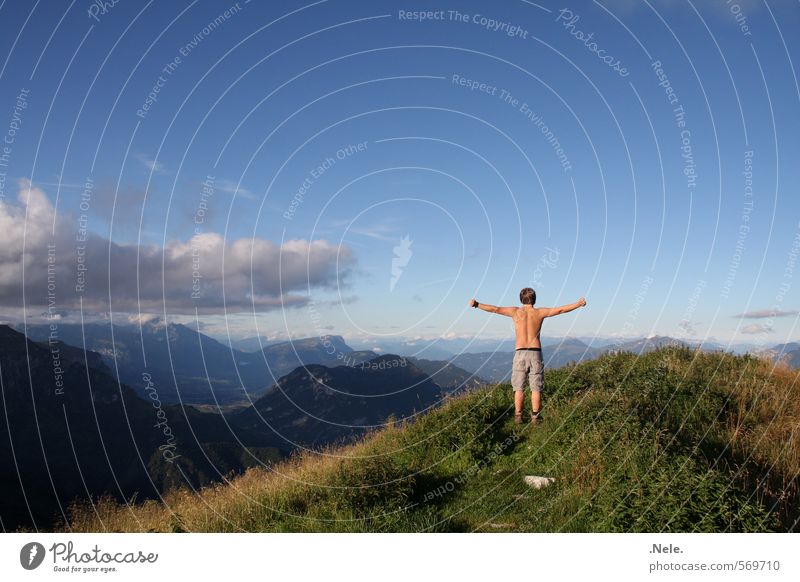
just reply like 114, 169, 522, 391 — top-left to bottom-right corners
65, 347, 799, 532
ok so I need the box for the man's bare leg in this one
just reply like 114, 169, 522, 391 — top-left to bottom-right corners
532, 391, 541, 414
514, 390, 524, 415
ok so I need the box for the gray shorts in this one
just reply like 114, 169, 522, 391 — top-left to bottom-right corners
511, 349, 544, 392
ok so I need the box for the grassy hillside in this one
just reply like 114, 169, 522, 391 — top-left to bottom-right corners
64, 347, 799, 532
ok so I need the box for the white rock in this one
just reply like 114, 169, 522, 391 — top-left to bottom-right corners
523, 475, 555, 489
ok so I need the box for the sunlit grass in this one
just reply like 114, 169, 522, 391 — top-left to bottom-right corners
64, 347, 799, 532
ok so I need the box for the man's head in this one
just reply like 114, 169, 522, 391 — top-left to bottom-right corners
520, 287, 536, 305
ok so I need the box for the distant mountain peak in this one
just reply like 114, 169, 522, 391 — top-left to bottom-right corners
269, 335, 352, 353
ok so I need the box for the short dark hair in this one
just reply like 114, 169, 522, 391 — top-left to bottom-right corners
520, 287, 536, 305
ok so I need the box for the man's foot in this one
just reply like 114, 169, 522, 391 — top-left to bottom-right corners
514, 411, 523, 425
530, 409, 543, 425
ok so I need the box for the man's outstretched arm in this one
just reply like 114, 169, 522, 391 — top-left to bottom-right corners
469, 298, 517, 317
540, 297, 587, 317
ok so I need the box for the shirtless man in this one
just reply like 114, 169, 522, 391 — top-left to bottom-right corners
470, 288, 586, 424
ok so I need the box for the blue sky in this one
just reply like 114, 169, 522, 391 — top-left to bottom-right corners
0, 0, 798, 347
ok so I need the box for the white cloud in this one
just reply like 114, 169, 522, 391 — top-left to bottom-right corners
735, 309, 798, 319
136, 154, 165, 173
216, 179, 255, 200
741, 323, 772, 335
0, 180, 354, 314
127, 313, 163, 326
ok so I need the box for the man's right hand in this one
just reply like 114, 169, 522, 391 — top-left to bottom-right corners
469, 298, 479, 308
578, 297, 587, 307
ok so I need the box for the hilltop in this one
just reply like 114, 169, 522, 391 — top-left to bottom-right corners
65, 347, 799, 533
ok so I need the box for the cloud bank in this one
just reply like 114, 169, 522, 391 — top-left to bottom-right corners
734, 309, 798, 319
0, 180, 353, 314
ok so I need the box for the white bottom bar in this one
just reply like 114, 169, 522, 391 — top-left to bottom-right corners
1, 533, 797, 580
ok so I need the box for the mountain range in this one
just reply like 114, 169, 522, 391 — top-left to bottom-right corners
3, 320, 797, 530
224, 335, 279, 352
18, 322, 799, 403
20, 322, 355, 406
757, 342, 800, 369
0, 325, 283, 530
0, 324, 478, 530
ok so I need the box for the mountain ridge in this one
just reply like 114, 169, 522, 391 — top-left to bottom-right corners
0, 324, 283, 531
0, 325, 486, 530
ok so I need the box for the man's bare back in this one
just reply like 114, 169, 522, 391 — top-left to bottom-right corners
512, 306, 546, 349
